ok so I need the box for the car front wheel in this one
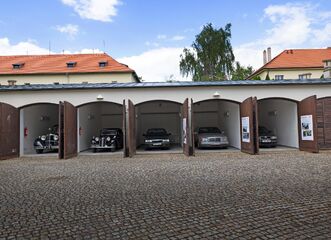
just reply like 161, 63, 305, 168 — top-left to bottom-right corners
36, 149, 43, 154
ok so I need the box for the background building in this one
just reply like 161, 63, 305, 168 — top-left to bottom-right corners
249, 47, 331, 80
0, 53, 140, 85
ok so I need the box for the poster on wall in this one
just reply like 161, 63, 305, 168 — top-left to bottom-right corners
301, 115, 314, 141
182, 118, 187, 144
241, 116, 250, 143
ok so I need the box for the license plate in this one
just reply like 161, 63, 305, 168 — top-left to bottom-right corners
153, 143, 162, 146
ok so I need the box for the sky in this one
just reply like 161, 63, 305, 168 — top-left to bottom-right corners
0, 0, 330, 81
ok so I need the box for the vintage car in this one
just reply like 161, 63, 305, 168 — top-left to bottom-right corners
34, 125, 59, 154
143, 128, 171, 150
194, 127, 229, 149
259, 126, 277, 147
91, 128, 123, 152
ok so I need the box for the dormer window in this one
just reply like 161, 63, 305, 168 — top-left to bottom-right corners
66, 61, 77, 68
299, 73, 312, 80
99, 61, 108, 67
12, 62, 25, 69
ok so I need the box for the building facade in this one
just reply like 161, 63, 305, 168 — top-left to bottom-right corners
0, 53, 140, 85
249, 48, 331, 80
1, 79, 331, 160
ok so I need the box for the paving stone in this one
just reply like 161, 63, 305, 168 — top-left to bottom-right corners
0, 151, 330, 239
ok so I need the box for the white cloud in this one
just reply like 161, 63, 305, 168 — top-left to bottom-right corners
157, 34, 167, 40
171, 35, 185, 41
145, 41, 160, 47
61, 0, 120, 22
233, 2, 331, 70
55, 24, 79, 39
118, 48, 190, 82
0, 38, 50, 55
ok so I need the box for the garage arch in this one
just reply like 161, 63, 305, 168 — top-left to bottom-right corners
20, 102, 59, 156
135, 100, 183, 152
77, 101, 124, 153
257, 97, 299, 149
193, 98, 241, 150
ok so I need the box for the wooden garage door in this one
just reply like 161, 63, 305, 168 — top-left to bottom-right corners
127, 100, 136, 157
59, 101, 77, 159
298, 96, 319, 153
0, 103, 19, 160
182, 98, 191, 156
123, 100, 129, 157
190, 99, 195, 156
240, 97, 259, 155
317, 97, 331, 149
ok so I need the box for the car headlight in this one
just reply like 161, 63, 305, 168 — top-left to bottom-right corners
53, 135, 59, 141
271, 136, 277, 140
145, 140, 152, 143
201, 138, 208, 142
92, 140, 96, 144
221, 137, 228, 142
95, 137, 99, 142
106, 137, 111, 141
163, 139, 170, 142
41, 135, 46, 141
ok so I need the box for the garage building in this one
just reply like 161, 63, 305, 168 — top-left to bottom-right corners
1, 79, 331, 160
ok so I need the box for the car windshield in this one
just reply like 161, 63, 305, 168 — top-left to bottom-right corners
146, 128, 167, 136
101, 129, 118, 135
259, 127, 271, 135
198, 127, 221, 134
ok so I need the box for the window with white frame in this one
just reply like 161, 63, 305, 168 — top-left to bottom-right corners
275, 75, 284, 80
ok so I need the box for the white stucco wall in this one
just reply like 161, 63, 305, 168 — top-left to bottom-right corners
21, 104, 58, 155
258, 99, 299, 148
1, 84, 331, 108
0, 72, 135, 85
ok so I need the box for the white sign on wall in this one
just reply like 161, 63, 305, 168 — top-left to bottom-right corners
241, 116, 250, 143
182, 118, 187, 144
301, 115, 314, 141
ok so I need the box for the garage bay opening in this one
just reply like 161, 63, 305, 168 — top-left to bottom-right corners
193, 99, 240, 152
77, 102, 123, 155
20, 103, 59, 156
135, 100, 182, 153
257, 98, 299, 150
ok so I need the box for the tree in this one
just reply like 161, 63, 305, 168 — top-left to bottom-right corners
231, 62, 254, 80
265, 73, 270, 80
180, 23, 235, 81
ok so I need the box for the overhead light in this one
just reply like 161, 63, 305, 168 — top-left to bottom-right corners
96, 94, 103, 100
213, 92, 220, 98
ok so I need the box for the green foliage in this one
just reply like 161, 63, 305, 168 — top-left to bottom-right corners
180, 23, 235, 81
231, 62, 254, 80
320, 74, 324, 79
265, 73, 270, 80
252, 75, 261, 80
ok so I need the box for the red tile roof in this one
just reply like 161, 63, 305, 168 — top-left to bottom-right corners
250, 48, 331, 78
0, 53, 135, 75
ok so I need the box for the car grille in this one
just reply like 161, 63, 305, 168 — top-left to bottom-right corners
208, 137, 221, 142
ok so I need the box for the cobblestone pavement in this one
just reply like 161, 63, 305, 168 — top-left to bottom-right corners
0, 151, 330, 239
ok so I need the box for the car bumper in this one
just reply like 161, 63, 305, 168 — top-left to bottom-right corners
259, 140, 277, 147
34, 145, 58, 150
145, 142, 170, 149
199, 142, 229, 148
91, 145, 116, 149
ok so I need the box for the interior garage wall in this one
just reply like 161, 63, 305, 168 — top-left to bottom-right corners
194, 101, 240, 149
78, 103, 101, 152
22, 104, 58, 154
78, 102, 123, 152
136, 101, 181, 146
258, 99, 299, 148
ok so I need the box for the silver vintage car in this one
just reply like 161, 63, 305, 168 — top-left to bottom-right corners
194, 127, 229, 149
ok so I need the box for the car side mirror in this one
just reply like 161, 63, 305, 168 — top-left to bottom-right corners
48, 127, 52, 131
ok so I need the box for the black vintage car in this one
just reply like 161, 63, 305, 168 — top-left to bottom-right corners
259, 126, 277, 147
91, 128, 123, 152
34, 125, 59, 154
143, 128, 171, 150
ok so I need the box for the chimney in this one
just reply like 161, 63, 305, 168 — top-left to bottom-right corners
267, 47, 272, 62
263, 50, 267, 65
323, 59, 331, 78
8, 80, 17, 86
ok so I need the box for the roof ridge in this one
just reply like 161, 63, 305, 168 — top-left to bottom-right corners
0, 53, 108, 58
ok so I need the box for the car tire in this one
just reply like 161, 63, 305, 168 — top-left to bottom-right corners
93, 148, 97, 153
36, 149, 43, 154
